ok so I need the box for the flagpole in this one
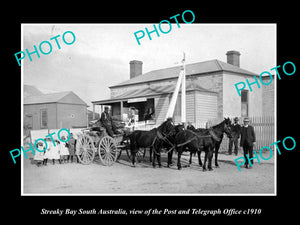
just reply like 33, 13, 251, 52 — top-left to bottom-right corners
181, 52, 186, 125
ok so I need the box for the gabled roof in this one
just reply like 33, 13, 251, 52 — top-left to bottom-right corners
24, 91, 87, 106
111, 59, 258, 88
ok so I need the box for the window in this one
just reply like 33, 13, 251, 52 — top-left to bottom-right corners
40, 109, 48, 129
241, 90, 248, 117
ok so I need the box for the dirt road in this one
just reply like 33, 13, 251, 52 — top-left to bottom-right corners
23, 151, 275, 195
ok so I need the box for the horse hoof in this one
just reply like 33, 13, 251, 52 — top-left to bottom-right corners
158, 165, 162, 168
152, 165, 156, 168
178, 167, 182, 170
203, 168, 207, 172
209, 168, 213, 171
132, 164, 136, 167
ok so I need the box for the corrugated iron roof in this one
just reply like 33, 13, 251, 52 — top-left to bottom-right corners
111, 59, 258, 88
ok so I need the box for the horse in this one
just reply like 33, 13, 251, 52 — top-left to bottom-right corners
188, 117, 232, 168
175, 118, 232, 171
149, 123, 184, 167
128, 118, 175, 168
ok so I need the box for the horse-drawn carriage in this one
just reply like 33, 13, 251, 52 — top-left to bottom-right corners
75, 116, 232, 171
75, 126, 124, 166
75, 124, 146, 166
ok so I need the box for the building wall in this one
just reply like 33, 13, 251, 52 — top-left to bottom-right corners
195, 91, 218, 128
222, 72, 263, 117
261, 75, 275, 116
56, 103, 87, 129
171, 92, 196, 124
191, 72, 223, 119
186, 91, 195, 123
154, 94, 170, 124
24, 103, 57, 130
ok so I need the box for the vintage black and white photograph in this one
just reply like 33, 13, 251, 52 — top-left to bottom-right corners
21, 23, 276, 195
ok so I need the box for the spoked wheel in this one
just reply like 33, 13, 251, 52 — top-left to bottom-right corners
98, 136, 118, 166
126, 148, 146, 163
76, 134, 95, 165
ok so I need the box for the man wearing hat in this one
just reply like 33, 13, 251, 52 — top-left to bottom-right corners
228, 117, 241, 155
100, 106, 118, 137
240, 117, 256, 168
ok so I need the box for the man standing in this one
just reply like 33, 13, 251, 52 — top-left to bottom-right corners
228, 117, 241, 155
240, 117, 256, 169
100, 106, 118, 137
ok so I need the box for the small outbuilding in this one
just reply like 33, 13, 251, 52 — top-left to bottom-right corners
24, 91, 88, 131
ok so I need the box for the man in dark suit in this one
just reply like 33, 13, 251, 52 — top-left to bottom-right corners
240, 117, 256, 168
100, 106, 118, 137
228, 117, 241, 155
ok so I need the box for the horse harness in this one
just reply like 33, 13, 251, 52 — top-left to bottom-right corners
176, 130, 216, 148
151, 128, 220, 155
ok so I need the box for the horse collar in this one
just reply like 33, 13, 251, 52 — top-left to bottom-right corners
208, 128, 221, 142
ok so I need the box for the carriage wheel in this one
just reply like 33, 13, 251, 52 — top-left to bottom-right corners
126, 148, 146, 163
98, 136, 118, 166
76, 134, 95, 165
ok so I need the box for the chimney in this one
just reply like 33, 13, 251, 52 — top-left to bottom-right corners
130, 60, 143, 79
226, 50, 240, 67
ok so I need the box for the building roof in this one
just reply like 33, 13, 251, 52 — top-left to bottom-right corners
24, 91, 87, 106
111, 59, 258, 88
24, 85, 44, 98
92, 82, 216, 105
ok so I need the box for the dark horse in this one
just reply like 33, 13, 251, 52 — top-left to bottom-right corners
175, 118, 232, 171
128, 119, 175, 167
188, 118, 232, 168
149, 123, 184, 166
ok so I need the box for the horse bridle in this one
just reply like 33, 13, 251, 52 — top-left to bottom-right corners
223, 122, 232, 138
151, 127, 176, 155
157, 124, 177, 144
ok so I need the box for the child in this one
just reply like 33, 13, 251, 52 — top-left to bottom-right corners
43, 138, 52, 165
34, 141, 45, 167
50, 140, 61, 164
59, 136, 69, 163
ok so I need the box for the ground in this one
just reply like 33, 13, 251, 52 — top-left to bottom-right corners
23, 150, 275, 195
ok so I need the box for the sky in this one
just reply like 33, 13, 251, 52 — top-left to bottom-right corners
22, 23, 276, 109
